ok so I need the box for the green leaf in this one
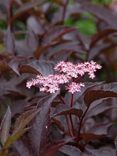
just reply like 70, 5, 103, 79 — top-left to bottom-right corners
0, 20, 7, 30
92, 0, 112, 5
4, 128, 28, 149
64, 18, 74, 27
75, 20, 97, 36
0, 149, 8, 156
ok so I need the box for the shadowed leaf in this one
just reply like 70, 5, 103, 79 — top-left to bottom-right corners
29, 92, 59, 155
0, 106, 11, 146
85, 98, 117, 118
90, 29, 117, 49
59, 145, 82, 156
5, 26, 15, 54
84, 90, 117, 106
52, 104, 83, 118
80, 133, 105, 143
43, 137, 74, 156
81, 3, 117, 29
14, 140, 33, 156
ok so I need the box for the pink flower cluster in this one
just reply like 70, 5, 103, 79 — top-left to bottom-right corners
54, 61, 101, 79
26, 61, 101, 94
66, 82, 85, 94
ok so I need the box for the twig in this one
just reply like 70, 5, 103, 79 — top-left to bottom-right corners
62, 0, 69, 21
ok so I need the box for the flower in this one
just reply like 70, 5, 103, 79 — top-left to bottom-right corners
26, 60, 102, 94
54, 61, 101, 79
83, 61, 102, 79
67, 82, 85, 94
54, 61, 78, 78
26, 74, 70, 93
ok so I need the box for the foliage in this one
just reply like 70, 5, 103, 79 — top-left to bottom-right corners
64, 12, 97, 36
92, 0, 112, 5
0, 0, 117, 155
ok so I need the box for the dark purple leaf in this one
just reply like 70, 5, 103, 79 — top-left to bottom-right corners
84, 90, 117, 106
45, 41, 85, 60
85, 122, 112, 135
5, 90, 26, 99
59, 145, 82, 156
52, 104, 83, 118
27, 16, 44, 35
14, 140, 33, 156
52, 118, 65, 132
13, 0, 46, 20
43, 141, 67, 156
42, 26, 75, 45
34, 40, 84, 60
8, 57, 21, 75
86, 146, 116, 156
88, 42, 113, 60
25, 16, 44, 52
90, 29, 117, 49
5, 26, 15, 54
0, 106, 11, 145
80, 133, 104, 143
19, 60, 54, 75
115, 137, 117, 151
26, 29, 38, 52
43, 137, 74, 156
19, 64, 40, 75
85, 98, 117, 118
29, 92, 59, 155
81, 3, 117, 29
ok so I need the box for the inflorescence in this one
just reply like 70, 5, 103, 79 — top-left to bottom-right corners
26, 61, 101, 94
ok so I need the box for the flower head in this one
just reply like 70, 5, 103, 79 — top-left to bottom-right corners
54, 61, 78, 78
67, 82, 85, 94
26, 60, 101, 94
26, 74, 70, 93
83, 61, 102, 79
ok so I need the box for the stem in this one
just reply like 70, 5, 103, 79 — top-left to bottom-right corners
62, 0, 69, 21
70, 94, 74, 107
59, 96, 66, 105
78, 106, 89, 136
69, 94, 74, 136
59, 95, 73, 136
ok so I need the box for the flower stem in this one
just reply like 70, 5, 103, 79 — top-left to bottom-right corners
69, 94, 74, 136
59, 96, 73, 136
78, 106, 89, 136
70, 94, 74, 107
